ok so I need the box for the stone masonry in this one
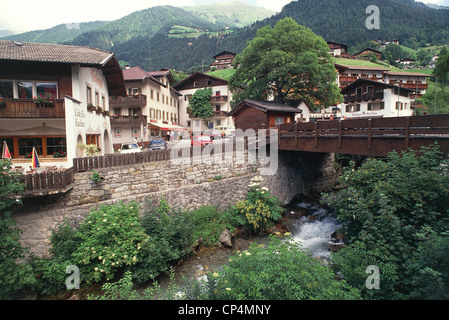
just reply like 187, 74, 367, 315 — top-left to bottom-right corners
12, 150, 337, 257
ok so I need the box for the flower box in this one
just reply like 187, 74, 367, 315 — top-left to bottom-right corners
53, 151, 67, 158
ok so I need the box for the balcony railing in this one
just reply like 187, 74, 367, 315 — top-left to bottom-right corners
0, 99, 65, 118
109, 94, 147, 107
110, 114, 148, 126
344, 91, 384, 103
210, 95, 228, 103
212, 111, 228, 117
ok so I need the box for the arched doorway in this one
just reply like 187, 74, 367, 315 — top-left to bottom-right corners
76, 134, 84, 158
103, 130, 112, 154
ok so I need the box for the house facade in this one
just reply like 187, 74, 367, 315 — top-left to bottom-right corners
174, 72, 233, 132
353, 48, 382, 60
327, 41, 349, 57
0, 40, 125, 169
228, 99, 301, 132
109, 66, 183, 148
210, 51, 236, 70
340, 78, 414, 119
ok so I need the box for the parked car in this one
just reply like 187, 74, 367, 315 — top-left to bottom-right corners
203, 129, 223, 141
120, 142, 141, 154
191, 135, 212, 146
216, 125, 235, 138
147, 139, 167, 151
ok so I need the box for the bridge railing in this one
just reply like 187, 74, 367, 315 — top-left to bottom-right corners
278, 114, 449, 153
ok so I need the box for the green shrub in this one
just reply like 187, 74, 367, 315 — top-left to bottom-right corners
72, 202, 148, 285
131, 198, 195, 283
229, 176, 284, 232
323, 144, 449, 299
191, 206, 233, 246
32, 219, 81, 296
195, 237, 360, 300
0, 159, 36, 299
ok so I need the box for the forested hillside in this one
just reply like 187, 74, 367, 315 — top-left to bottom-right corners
123, 0, 449, 71
2, 0, 448, 72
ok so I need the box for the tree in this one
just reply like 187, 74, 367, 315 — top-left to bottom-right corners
189, 87, 213, 123
433, 47, 449, 93
324, 144, 449, 299
229, 17, 342, 110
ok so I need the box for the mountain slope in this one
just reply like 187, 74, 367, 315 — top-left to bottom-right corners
68, 5, 221, 51
181, 1, 275, 28
0, 21, 106, 44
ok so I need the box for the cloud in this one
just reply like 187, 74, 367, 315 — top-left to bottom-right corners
256, 0, 291, 12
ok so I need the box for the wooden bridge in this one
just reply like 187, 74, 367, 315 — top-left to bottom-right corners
278, 114, 449, 157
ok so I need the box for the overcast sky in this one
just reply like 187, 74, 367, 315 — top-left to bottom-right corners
0, 0, 448, 33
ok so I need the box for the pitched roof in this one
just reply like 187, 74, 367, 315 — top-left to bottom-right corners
213, 51, 236, 59
385, 71, 432, 77
122, 66, 150, 80
353, 48, 382, 56
340, 78, 415, 94
0, 40, 113, 66
173, 72, 228, 91
0, 40, 126, 96
228, 99, 302, 117
335, 63, 390, 71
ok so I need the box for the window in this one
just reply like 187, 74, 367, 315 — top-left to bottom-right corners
156, 110, 161, 120
86, 134, 100, 148
215, 91, 221, 96
216, 119, 221, 126
86, 85, 92, 104
129, 88, 140, 95
46, 137, 67, 156
187, 120, 191, 127
102, 95, 106, 108
356, 104, 361, 112
150, 89, 154, 99
194, 82, 198, 88
275, 116, 284, 125
18, 137, 43, 156
0, 81, 13, 98
114, 108, 121, 116
17, 81, 33, 99
215, 105, 220, 111
367, 86, 374, 93
95, 91, 100, 106
207, 80, 212, 86
150, 108, 155, 119
36, 82, 57, 99
157, 92, 159, 101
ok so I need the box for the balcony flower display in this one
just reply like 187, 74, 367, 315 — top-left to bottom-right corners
87, 103, 96, 111
0, 98, 5, 107
34, 95, 54, 104
53, 150, 67, 158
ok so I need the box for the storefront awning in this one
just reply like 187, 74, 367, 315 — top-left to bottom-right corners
148, 122, 187, 130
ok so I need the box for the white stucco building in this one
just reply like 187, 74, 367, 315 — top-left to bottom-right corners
0, 40, 125, 170
174, 72, 234, 132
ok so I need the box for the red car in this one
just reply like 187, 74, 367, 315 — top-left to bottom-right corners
191, 135, 212, 146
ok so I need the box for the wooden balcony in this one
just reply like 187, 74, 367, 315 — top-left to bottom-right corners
110, 115, 147, 126
109, 94, 147, 107
396, 82, 428, 90
212, 111, 228, 117
0, 99, 65, 118
210, 95, 228, 103
344, 91, 384, 103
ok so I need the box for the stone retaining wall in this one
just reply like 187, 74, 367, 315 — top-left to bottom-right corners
13, 151, 337, 257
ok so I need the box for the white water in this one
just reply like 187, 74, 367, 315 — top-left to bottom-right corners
290, 201, 342, 260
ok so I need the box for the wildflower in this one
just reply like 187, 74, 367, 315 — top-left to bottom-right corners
245, 251, 251, 256
226, 288, 232, 291
212, 272, 219, 278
